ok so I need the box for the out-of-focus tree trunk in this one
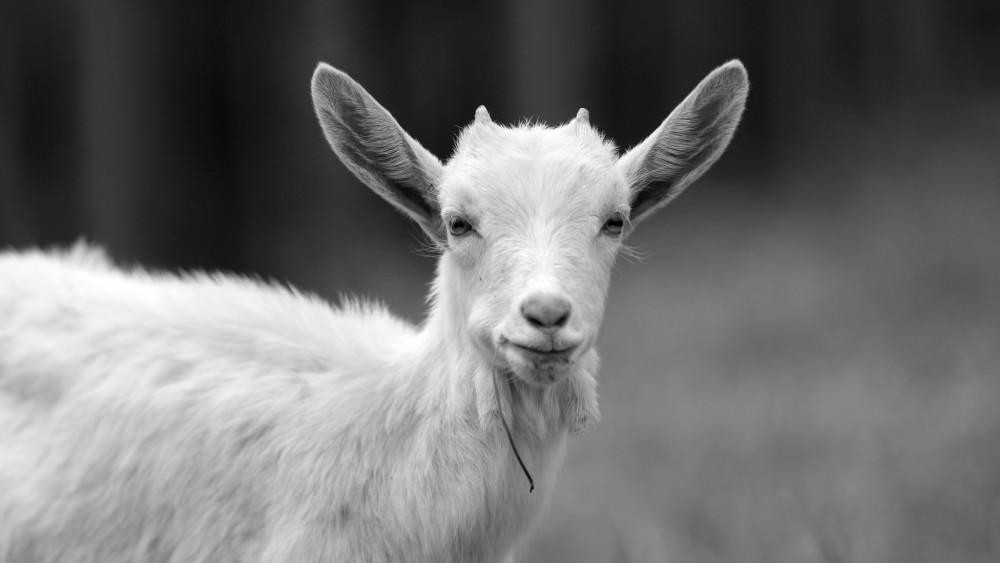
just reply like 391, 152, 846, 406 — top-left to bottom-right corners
81, 1, 238, 270
81, 0, 164, 261
0, 1, 22, 242
766, 0, 836, 162
502, 0, 603, 123
1, 0, 84, 246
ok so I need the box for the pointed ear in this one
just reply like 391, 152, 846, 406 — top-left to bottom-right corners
311, 63, 445, 242
618, 60, 748, 227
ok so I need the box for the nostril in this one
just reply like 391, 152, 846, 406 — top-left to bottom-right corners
520, 293, 572, 329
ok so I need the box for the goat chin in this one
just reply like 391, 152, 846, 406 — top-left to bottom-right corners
0, 59, 747, 562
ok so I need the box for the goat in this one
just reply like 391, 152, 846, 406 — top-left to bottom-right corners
0, 60, 748, 562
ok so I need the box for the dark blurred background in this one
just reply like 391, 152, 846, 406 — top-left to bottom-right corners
3, 1, 1000, 561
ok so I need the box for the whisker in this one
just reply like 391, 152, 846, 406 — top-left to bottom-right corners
616, 242, 646, 263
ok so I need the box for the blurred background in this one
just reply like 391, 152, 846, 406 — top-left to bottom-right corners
2, 1, 999, 561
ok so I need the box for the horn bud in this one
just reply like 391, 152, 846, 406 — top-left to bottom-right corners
475, 106, 492, 124
574, 108, 590, 126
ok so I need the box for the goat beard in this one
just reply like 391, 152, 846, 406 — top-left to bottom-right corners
471, 338, 601, 491
491, 345, 535, 493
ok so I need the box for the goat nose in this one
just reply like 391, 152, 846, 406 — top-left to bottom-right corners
520, 293, 571, 329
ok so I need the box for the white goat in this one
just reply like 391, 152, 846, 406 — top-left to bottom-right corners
0, 61, 747, 562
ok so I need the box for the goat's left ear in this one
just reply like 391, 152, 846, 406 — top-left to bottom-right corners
311, 63, 445, 243
618, 60, 748, 227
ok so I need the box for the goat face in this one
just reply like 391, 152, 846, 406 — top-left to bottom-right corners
439, 119, 626, 386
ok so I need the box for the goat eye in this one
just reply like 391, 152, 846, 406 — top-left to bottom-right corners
447, 216, 473, 237
602, 213, 625, 236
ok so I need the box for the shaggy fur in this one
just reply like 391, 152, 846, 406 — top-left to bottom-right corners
0, 61, 747, 562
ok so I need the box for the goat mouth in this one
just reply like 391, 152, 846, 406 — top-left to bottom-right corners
505, 341, 576, 364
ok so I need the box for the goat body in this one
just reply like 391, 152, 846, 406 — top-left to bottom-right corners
0, 61, 748, 562
0, 245, 560, 562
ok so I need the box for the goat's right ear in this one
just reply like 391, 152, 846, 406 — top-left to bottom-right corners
617, 60, 748, 229
311, 63, 445, 242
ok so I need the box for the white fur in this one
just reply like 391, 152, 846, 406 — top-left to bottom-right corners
0, 61, 747, 562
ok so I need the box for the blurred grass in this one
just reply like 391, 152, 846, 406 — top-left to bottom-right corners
523, 112, 1000, 563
